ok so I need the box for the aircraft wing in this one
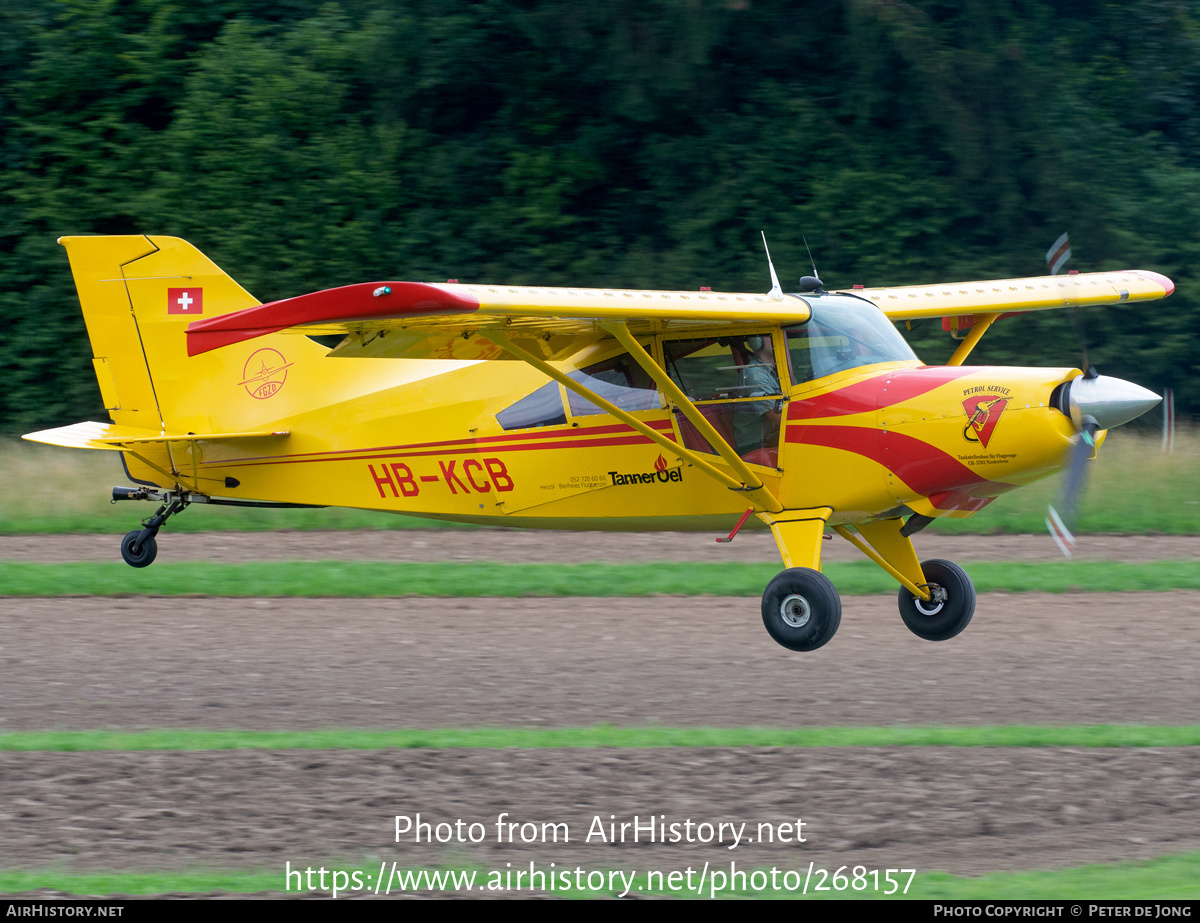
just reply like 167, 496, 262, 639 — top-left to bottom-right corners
857, 269, 1174, 321
185, 269, 1173, 362
186, 281, 814, 361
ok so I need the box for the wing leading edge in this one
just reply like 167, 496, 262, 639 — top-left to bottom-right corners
185, 269, 1173, 361
186, 282, 815, 359
865, 269, 1173, 321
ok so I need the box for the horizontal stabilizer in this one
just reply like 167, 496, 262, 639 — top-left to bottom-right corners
23, 421, 290, 451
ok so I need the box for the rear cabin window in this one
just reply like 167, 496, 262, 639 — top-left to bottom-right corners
567, 354, 659, 417
495, 380, 567, 430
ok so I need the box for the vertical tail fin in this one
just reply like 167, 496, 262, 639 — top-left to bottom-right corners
60, 235, 325, 437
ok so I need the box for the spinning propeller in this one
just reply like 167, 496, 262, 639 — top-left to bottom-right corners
1044, 307, 1160, 556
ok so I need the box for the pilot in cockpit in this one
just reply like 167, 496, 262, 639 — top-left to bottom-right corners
734, 335, 782, 454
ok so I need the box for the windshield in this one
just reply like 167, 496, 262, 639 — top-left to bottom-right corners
785, 297, 916, 383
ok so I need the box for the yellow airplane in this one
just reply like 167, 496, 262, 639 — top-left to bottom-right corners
25, 235, 1170, 651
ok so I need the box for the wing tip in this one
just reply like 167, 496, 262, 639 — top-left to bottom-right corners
1128, 270, 1174, 297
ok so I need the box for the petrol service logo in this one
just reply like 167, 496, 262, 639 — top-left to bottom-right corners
961, 391, 1010, 448
241, 348, 293, 400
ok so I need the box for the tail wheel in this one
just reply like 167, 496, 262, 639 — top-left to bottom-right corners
898, 559, 975, 641
120, 531, 158, 568
761, 567, 842, 652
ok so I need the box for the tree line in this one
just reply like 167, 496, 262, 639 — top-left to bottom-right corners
2, 0, 1196, 433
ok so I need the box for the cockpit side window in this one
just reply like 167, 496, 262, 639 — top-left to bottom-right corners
663, 334, 783, 464
663, 336, 782, 402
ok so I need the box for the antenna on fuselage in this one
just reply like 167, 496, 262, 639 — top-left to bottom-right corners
761, 231, 783, 298
803, 236, 819, 281
797, 236, 825, 294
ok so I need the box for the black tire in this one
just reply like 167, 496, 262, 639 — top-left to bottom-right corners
761, 567, 842, 652
120, 530, 158, 568
898, 559, 975, 641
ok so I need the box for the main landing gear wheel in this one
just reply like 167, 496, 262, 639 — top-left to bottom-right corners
761, 567, 842, 652
898, 559, 975, 641
120, 530, 158, 568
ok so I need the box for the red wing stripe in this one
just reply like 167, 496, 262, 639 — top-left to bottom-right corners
186, 282, 480, 356
786, 367, 977, 421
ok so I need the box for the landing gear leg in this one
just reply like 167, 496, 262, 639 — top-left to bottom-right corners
836, 519, 977, 641
756, 507, 838, 651
115, 491, 189, 568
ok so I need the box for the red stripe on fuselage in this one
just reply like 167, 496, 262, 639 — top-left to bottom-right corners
217, 433, 670, 468
206, 422, 678, 469
786, 367, 977, 421
785, 424, 1012, 498
204, 419, 676, 466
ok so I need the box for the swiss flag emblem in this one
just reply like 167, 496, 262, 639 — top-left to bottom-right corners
168, 288, 203, 315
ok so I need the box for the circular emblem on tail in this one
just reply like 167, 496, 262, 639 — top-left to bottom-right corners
241, 348, 291, 399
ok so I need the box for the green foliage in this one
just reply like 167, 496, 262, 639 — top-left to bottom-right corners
2, 0, 1198, 432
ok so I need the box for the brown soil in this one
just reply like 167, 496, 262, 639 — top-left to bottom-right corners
3, 593, 1199, 730
2, 530, 1198, 564
1, 590, 1199, 894
4, 748, 1199, 887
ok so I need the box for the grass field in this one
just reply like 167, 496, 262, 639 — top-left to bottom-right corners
2, 558, 1198, 596
2, 428, 1197, 534
3, 724, 1199, 750
2, 852, 1198, 899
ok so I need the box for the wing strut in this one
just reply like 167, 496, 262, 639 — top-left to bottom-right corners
481, 331, 782, 512
945, 313, 1000, 367
600, 322, 784, 514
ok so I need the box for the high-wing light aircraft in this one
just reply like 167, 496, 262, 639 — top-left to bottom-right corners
25, 236, 1170, 651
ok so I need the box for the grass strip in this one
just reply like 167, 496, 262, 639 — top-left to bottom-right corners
1, 559, 1200, 597
3, 725, 1200, 751
2, 853, 1198, 898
